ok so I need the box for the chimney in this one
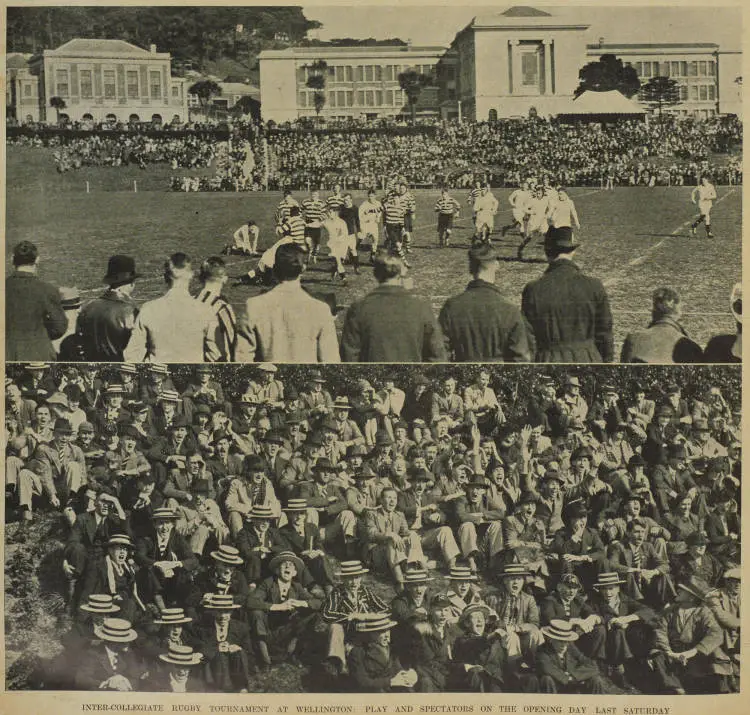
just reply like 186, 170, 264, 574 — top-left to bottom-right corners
407, 38, 413, 50
598, 37, 604, 48
150, 43, 157, 53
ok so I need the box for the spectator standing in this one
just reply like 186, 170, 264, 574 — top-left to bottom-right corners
77, 255, 139, 362
237, 243, 340, 363
6, 240, 68, 361
439, 244, 532, 362
521, 228, 614, 362
341, 251, 445, 363
620, 288, 703, 364
124, 253, 220, 363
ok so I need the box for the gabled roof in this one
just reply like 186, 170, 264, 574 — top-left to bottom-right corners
501, 6, 552, 17
6, 53, 32, 69
46, 38, 167, 58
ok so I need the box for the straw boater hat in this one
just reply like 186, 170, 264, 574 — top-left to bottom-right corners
447, 566, 477, 582
257, 363, 278, 373
210, 544, 244, 566
403, 566, 433, 584
159, 643, 203, 667
355, 613, 397, 633
80, 594, 120, 614
107, 534, 135, 550
152, 507, 178, 521
26, 362, 47, 371
541, 619, 579, 642
154, 608, 192, 626
203, 594, 241, 611
149, 364, 169, 375
338, 560, 369, 577
269, 550, 305, 574
158, 389, 180, 403
333, 396, 352, 410
94, 618, 138, 643
247, 504, 277, 520
460, 603, 493, 626
592, 572, 626, 589
499, 562, 531, 578
283, 498, 308, 513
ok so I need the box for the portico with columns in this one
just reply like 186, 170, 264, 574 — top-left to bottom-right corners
450, 7, 590, 120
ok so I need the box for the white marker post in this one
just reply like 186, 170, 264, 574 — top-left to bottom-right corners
85, 181, 90, 194
133, 180, 138, 193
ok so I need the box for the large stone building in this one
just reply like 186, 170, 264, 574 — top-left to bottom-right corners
7, 38, 188, 124
258, 44, 446, 122
259, 6, 742, 122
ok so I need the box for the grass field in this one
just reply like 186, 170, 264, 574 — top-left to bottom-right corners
6, 145, 743, 357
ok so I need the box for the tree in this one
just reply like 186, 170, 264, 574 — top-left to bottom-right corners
188, 79, 221, 120
49, 96, 66, 123
305, 59, 328, 116
640, 76, 681, 118
398, 69, 432, 124
574, 54, 640, 98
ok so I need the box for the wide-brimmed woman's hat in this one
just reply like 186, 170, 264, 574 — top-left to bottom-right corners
210, 544, 244, 566
159, 643, 203, 667
541, 619, 579, 642
80, 594, 121, 614
154, 607, 192, 625
203, 593, 241, 610
338, 560, 369, 577
269, 550, 304, 574
592, 572, 626, 589
355, 613, 397, 633
94, 617, 138, 643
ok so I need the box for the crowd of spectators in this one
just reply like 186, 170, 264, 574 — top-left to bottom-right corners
4, 362, 741, 694
265, 116, 743, 190
7, 114, 742, 189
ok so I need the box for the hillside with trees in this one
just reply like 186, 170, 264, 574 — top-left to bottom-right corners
6, 7, 321, 70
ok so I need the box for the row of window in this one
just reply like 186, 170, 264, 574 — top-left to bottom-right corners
633, 60, 716, 79
298, 88, 408, 109
298, 63, 435, 85
54, 67, 173, 100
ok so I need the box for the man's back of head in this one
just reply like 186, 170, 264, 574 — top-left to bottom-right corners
274, 243, 307, 282
372, 250, 404, 284
13, 240, 38, 269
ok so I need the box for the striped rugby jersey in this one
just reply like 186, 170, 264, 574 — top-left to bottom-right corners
400, 190, 416, 215
274, 197, 299, 225
383, 196, 406, 225
301, 198, 328, 227
326, 193, 346, 212
468, 187, 482, 205
196, 288, 237, 362
280, 214, 307, 243
435, 195, 461, 215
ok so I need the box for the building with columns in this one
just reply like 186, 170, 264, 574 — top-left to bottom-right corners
7, 38, 189, 124
255, 5, 741, 122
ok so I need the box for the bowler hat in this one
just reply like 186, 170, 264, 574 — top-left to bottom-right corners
308, 370, 326, 383
313, 457, 337, 473
53, 418, 74, 434
103, 255, 138, 286
686, 531, 708, 547
169, 415, 189, 429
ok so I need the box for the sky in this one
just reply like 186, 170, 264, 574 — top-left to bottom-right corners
301, 5, 743, 50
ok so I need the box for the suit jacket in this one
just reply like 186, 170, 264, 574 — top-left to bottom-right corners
74, 644, 143, 690
494, 590, 540, 628
66, 511, 129, 558
549, 527, 606, 563
452, 634, 508, 687
364, 506, 411, 545
540, 593, 594, 625
654, 605, 723, 657
588, 591, 657, 625
294, 480, 347, 520
134, 529, 198, 572
521, 260, 614, 363
6, 272, 68, 361
410, 622, 460, 688
234, 525, 286, 566
621, 317, 704, 364
536, 641, 599, 686
195, 618, 253, 661
31, 440, 87, 494
348, 642, 405, 693
608, 539, 669, 575
246, 577, 322, 611
704, 511, 739, 546
77, 290, 138, 361
341, 285, 446, 363
453, 495, 505, 526
279, 521, 323, 554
